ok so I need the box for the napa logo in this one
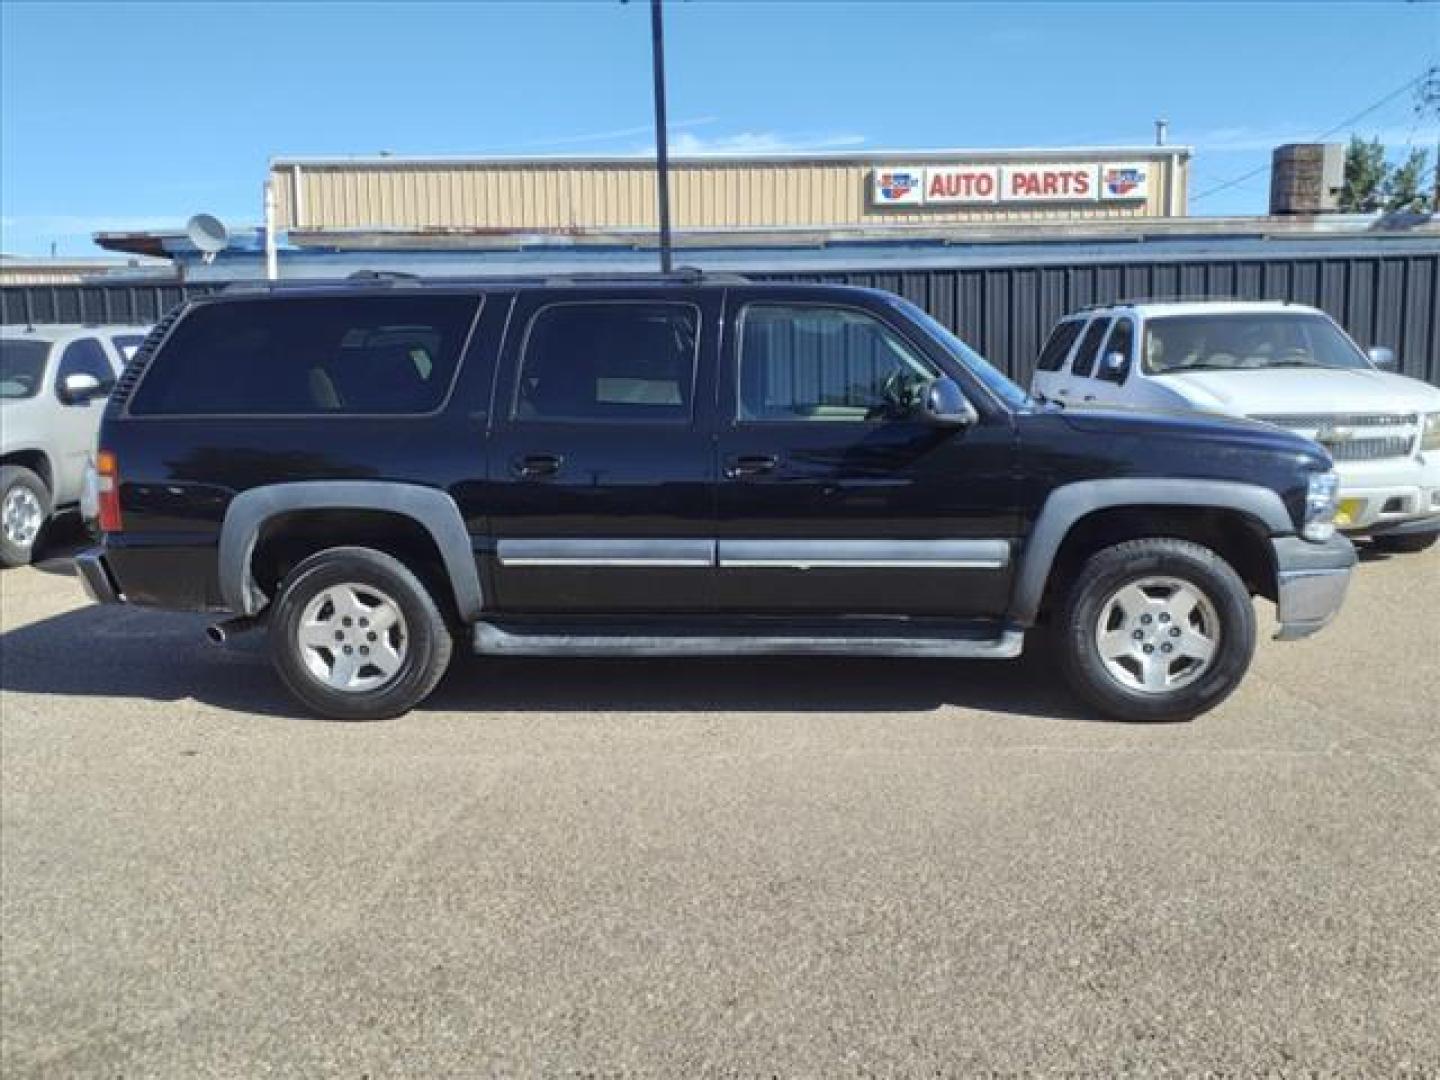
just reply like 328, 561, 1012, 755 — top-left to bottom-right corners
876, 170, 921, 202
1103, 166, 1147, 197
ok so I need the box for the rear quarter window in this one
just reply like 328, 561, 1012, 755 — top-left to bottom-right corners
1035, 321, 1083, 372
127, 294, 480, 416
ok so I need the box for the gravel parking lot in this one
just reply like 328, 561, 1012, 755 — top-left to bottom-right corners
2, 540, 1437, 1077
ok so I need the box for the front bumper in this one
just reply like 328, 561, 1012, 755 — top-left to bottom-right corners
1271, 535, 1356, 641
1333, 453, 1440, 533
75, 547, 123, 605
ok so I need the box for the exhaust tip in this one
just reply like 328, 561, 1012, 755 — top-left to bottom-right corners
205, 623, 227, 646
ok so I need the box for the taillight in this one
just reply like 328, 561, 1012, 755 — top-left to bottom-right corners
97, 450, 123, 533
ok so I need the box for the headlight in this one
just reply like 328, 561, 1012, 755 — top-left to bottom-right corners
1422, 412, 1440, 453
1303, 470, 1341, 542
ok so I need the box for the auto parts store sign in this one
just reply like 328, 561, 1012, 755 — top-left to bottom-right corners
872, 163, 1150, 206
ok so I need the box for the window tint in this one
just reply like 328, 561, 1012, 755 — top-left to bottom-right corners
1070, 317, 1112, 378
57, 337, 116, 390
515, 302, 698, 423
1095, 319, 1134, 382
1036, 321, 1083, 372
110, 334, 146, 363
129, 295, 478, 415
739, 304, 938, 422
0, 339, 50, 399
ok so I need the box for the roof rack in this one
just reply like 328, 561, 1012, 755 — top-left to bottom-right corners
219, 267, 751, 294
1077, 295, 1291, 312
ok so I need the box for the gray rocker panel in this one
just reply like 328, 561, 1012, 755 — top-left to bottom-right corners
218, 481, 483, 620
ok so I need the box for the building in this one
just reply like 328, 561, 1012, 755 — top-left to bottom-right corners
0, 253, 172, 286
266, 146, 1191, 238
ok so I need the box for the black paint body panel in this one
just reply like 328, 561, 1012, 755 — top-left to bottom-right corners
93, 281, 1330, 620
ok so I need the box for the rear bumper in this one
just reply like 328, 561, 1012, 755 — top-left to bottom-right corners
1271, 535, 1356, 641
75, 547, 123, 605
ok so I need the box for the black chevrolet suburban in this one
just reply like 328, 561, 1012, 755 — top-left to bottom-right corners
75, 276, 1356, 722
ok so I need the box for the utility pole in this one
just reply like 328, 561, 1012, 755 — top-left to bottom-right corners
1418, 65, 1440, 212
649, 0, 674, 273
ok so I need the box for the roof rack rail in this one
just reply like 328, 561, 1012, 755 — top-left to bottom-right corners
219, 268, 752, 293
1077, 294, 1291, 311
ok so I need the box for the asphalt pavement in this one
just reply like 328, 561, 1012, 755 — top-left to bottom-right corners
1, 539, 1437, 1077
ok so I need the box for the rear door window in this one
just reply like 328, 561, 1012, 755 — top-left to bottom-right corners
1036, 320, 1083, 372
128, 294, 480, 416
1070, 317, 1113, 378
1094, 318, 1135, 383
514, 301, 699, 423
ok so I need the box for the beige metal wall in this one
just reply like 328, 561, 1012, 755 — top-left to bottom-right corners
271, 152, 1189, 233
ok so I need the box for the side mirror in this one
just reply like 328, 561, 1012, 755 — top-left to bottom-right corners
59, 372, 106, 404
1102, 350, 1130, 380
918, 376, 979, 427
1367, 346, 1397, 371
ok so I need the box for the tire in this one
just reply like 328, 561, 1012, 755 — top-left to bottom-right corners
0, 465, 52, 569
268, 546, 454, 721
1370, 531, 1439, 555
1057, 538, 1256, 723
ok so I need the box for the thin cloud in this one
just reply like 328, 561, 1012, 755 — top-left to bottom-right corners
662, 130, 868, 156
523, 116, 719, 149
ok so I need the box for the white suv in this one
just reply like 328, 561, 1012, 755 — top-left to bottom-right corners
1030, 300, 1440, 553
1, 324, 148, 566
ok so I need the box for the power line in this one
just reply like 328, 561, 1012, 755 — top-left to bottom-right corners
1191, 70, 1431, 203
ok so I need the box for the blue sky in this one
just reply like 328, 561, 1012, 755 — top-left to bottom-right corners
2, 0, 1437, 254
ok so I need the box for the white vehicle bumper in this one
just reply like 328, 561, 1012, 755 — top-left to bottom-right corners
1333, 453, 1440, 535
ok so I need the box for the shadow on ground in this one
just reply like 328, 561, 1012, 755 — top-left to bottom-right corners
2, 575, 1088, 723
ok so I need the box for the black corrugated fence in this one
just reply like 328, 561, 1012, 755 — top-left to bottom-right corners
4, 250, 1438, 386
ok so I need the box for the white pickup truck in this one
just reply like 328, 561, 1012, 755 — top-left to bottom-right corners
1030, 300, 1440, 553
1, 324, 149, 566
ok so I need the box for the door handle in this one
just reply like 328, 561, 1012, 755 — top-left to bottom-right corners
1083, 394, 1096, 402
1057, 388, 1071, 396
513, 453, 563, 479
725, 454, 780, 479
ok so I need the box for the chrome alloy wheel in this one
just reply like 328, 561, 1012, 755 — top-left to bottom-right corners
2, 484, 43, 550
1094, 576, 1221, 695
296, 583, 408, 692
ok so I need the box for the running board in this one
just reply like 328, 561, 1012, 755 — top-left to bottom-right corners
471, 618, 1024, 659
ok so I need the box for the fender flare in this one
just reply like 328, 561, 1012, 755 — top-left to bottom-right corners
1007, 478, 1293, 626
218, 481, 483, 621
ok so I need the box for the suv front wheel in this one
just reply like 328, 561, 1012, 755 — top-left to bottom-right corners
268, 546, 453, 720
0, 465, 51, 568
1058, 538, 1256, 722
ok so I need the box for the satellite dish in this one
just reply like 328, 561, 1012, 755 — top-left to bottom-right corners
185, 213, 228, 262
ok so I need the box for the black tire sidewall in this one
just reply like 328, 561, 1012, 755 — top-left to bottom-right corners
268, 547, 452, 720
1371, 531, 1439, 554
1059, 539, 1256, 723
0, 466, 52, 568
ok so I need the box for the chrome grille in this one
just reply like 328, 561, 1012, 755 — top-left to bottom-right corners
1250, 413, 1418, 428
1323, 436, 1416, 462
1249, 412, 1419, 463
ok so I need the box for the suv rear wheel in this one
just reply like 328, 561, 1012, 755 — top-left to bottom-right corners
1058, 538, 1256, 722
268, 546, 453, 720
0, 465, 51, 568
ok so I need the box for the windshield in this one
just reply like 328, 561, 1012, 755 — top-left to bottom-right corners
890, 298, 1031, 409
0, 339, 51, 399
1144, 312, 1370, 374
